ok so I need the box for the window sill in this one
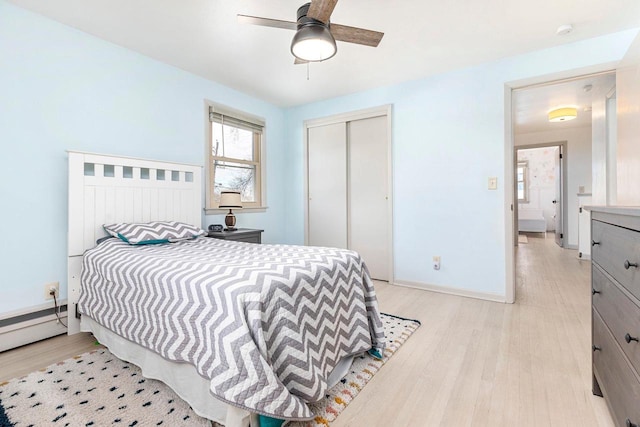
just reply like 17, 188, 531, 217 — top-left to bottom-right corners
205, 206, 268, 215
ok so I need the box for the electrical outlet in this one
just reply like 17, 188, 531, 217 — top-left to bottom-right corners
45, 282, 59, 300
433, 256, 441, 270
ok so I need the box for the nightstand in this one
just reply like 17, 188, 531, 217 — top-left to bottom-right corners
206, 228, 263, 244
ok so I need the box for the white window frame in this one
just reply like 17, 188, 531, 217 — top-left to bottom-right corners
517, 160, 529, 203
204, 101, 267, 213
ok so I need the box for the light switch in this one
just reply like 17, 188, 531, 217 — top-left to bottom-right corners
488, 177, 498, 190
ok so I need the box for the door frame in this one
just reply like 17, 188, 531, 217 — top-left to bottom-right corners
505, 68, 616, 303
514, 142, 568, 248
606, 86, 618, 205
303, 104, 394, 282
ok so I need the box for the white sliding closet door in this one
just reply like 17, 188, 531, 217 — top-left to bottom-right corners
306, 109, 391, 281
349, 116, 389, 281
308, 123, 348, 249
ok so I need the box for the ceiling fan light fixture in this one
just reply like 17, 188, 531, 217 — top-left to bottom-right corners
291, 23, 337, 62
548, 107, 577, 122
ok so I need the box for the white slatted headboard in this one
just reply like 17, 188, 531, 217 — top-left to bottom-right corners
67, 151, 202, 334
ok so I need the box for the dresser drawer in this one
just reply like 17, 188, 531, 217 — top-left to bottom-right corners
593, 265, 640, 376
206, 229, 263, 244
231, 235, 261, 244
593, 309, 640, 427
592, 220, 640, 300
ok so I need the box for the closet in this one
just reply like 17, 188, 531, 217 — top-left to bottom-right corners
306, 111, 390, 281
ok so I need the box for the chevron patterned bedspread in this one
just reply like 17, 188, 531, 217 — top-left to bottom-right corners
78, 237, 385, 420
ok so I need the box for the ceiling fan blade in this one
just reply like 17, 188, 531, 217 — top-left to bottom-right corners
237, 14, 297, 31
307, 0, 338, 24
330, 24, 384, 47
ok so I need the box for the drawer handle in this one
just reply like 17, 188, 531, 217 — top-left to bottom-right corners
625, 333, 639, 344
592, 289, 600, 295
625, 260, 638, 270
591, 240, 600, 247
626, 419, 638, 427
592, 345, 601, 352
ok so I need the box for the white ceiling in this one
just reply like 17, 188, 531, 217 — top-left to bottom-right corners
513, 72, 616, 134
7, 0, 640, 107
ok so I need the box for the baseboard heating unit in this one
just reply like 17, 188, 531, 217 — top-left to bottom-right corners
0, 301, 68, 352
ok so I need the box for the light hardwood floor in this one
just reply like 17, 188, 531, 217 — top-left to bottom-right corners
0, 235, 613, 426
334, 235, 612, 427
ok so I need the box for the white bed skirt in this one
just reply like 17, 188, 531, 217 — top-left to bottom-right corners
82, 316, 239, 425
81, 316, 353, 426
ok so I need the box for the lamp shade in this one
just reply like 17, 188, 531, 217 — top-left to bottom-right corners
219, 191, 243, 209
548, 107, 577, 122
291, 23, 337, 62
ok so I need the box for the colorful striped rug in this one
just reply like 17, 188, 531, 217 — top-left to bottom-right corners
0, 313, 420, 427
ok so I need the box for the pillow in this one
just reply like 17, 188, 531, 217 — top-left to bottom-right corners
104, 221, 205, 245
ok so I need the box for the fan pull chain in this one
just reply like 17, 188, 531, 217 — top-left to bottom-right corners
307, 62, 310, 80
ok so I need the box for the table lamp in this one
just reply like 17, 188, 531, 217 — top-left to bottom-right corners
219, 191, 243, 231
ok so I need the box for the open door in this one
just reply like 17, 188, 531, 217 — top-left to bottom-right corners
553, 146, 563, 247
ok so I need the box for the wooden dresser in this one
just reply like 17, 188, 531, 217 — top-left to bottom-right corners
590, 207, 640, 427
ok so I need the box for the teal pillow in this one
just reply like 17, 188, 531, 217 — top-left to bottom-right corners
258, 415, 284, 427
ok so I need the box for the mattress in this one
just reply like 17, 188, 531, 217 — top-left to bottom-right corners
78, 237, 384, 421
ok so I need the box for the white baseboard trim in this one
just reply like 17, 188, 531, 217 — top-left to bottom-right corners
392, 280, 507, 303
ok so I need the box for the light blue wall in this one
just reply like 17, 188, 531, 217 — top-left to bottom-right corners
284, 29, 638, 298
0, 1, 287, 314
2, 0, 637, 314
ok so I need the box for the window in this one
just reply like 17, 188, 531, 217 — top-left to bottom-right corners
517, 161, 529, 203
207, 104, 265, 210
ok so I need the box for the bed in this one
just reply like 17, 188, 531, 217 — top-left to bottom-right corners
518, 208, 547, 234
67, 151, 385, 426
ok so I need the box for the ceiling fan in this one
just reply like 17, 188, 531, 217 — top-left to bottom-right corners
238, 0, 384, 63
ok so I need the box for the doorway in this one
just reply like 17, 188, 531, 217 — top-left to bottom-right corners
507, 70, 616, 302
515, 143, 567, 248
